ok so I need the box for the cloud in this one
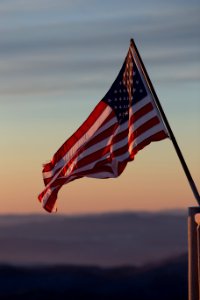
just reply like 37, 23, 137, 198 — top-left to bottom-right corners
0, 1, 199, 96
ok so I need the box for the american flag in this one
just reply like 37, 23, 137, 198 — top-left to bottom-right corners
38, 41, 169, 212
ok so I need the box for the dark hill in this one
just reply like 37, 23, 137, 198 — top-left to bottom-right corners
0, 254, 187, 300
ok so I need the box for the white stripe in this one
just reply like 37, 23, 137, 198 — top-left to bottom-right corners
43, 96, 154, 181
62, 130, 129, 178
58, 169, 115, 182
130, 46, 169, 137
111, 96, 154, 139
41, 122, 166, 205
44, 123, 119, 189
91, 114, 116, 137
112, 123, 165, 162
86, 171, 115, 179
43, 105, 112, 180
59, 135, 115, 178
111, 132, 129, 152
129, 123, 165, 151
131, 94, 152, 112
112, 151, 131, 162
56, 108, 161, 179
59, 152, 110, 179
73, 128, 114, 160
42, 186, 57, 208
130, 109, 158, 132
48, 106, 155, 179
61, 110, 158, 175
43, 95, 164, 189
66, 120, 165, 177
66, 122, 129, 174
110, 110, 158, 153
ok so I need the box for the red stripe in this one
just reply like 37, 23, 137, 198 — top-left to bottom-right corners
39, 129, 168, 211
64, 145, 111, 176
42, 102, 152, 174
43, 187, 59, 213
38, 189, 47, 202
43, 120, 117, 185
83, 122, 117, 150
41, 116, 165, 197
129, 116, 160, 142
111, 102, 154, 145
44, 117, 160, 188
49, 159, 113, 188
42, 102, 152, 177
67, 165, 114, 180
77, 157, 127, 178
52, 126, 130, 187
43, 100, 108, 172
39, 128, 168, 201
112, 128, 129, 144
39, 109, 168, 211
43, 177, 52, 186
112, 117, 161, 158
112, 144, 129, 158
130, 102, 153, 123
131, 131, 168, 159
97, 110, 115, 128
43, 118, 117, 184
49, 146, 111, 188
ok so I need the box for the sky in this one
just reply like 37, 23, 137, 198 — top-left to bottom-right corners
1, 0, 200, 214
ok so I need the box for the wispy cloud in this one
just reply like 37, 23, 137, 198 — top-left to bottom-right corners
0, 0, 199, 96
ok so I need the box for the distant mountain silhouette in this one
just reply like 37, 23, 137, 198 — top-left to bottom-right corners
0, 254, 187, 300
0, 211, 187, 266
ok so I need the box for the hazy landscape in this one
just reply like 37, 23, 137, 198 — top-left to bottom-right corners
0, 211, 188, 299
0, 211, 187, 266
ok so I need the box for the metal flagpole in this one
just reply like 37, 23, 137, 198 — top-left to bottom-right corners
130, 38, 200, 205
188, 207, 200, 300
130, 38, 200, 300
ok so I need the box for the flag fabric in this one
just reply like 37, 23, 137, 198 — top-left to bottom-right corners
38, 41, 169, 212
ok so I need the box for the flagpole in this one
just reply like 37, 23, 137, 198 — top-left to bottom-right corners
188, 207, 200, 300
130, 38, 200, 206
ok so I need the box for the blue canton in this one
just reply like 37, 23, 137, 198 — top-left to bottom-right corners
102, 60, 147, 124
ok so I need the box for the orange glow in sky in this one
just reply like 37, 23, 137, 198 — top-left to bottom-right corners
1, 1, 199, 214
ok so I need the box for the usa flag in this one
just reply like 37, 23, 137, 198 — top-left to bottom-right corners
38, 40, 169, 212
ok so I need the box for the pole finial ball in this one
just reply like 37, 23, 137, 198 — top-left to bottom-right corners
194, 213, 200, 224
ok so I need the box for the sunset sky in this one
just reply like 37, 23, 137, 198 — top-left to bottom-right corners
1, 0, 199, 214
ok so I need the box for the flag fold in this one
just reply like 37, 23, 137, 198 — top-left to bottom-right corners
38, 41, 169, 212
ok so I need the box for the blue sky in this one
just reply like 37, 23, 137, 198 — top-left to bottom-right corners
1, 0, 200, 213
